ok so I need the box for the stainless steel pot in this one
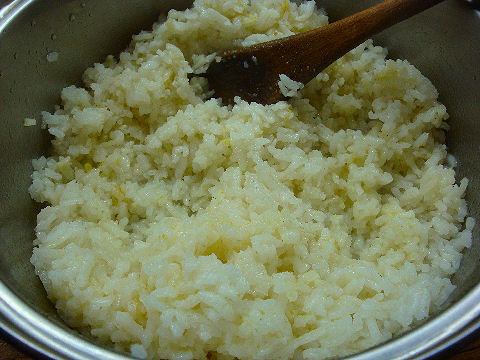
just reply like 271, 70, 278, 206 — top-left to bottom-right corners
0, 1, 479, 359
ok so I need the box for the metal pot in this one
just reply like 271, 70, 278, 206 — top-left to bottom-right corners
0, 0, 479, 359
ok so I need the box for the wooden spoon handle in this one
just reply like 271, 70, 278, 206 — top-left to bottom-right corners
272, 0, 444, 84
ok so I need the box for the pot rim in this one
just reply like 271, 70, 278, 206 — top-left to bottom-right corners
2, 276, 480, 360
1, 0, 479, 359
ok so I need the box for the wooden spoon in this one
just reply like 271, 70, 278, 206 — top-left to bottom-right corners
202, 0, 444, 105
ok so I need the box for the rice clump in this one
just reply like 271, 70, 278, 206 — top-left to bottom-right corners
29, 1, 474, 359
278, 74, 304, 97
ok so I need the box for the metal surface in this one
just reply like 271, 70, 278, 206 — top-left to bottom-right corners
0, 0, 479, 359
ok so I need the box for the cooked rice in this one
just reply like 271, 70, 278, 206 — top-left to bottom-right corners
278, 74, 304, 97
29, 1, 474, 359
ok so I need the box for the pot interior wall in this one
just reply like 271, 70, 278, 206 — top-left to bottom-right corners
0, 0, 478, 356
